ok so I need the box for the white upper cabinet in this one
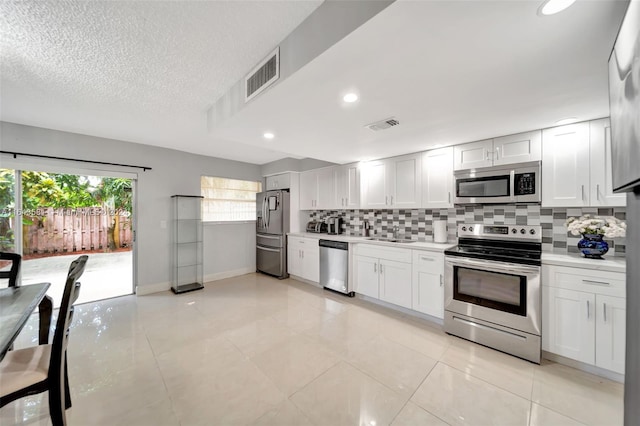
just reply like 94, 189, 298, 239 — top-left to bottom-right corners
422, 147, 454, 208
361, 153, 422, 209
542, 122, 591, 207
493, 130, 542, 166
454, 131, 541, 171
542, 119, 625, 207
589, 119, 626, 207
299, 167, 336, 210
454, 139, 494, 170
265, 173, 291, 190
335, 163, 360, 209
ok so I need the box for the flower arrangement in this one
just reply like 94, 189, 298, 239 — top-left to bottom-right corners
565, 215, 626, 238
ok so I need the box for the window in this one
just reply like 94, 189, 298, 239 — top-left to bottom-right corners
201, 176, 262, 222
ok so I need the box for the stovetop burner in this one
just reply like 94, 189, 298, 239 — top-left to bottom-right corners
445, 224, 542, 266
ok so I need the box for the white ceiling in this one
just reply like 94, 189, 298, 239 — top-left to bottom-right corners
212, 0, 630, 164
0, 0, 322, 163
1, 0, 629, 166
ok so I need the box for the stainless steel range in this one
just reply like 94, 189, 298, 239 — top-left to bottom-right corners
444, 224, 542, 363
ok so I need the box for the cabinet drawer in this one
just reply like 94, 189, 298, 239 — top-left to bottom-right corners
412, 251, 444, 271
543, 265, 625, 298
353, 244, 412, 263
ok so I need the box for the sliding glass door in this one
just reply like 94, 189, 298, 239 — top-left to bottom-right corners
0, 167, 136, 305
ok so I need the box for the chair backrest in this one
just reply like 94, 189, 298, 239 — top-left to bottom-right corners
0, 252, 21, 287
49, 255, 88, 404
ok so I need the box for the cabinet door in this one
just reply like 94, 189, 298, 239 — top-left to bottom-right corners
361, 160, 388, 208
316, 167, 336, 210
354, 255, 379, 298
266, 173, 290, 190
422, 147, 453, 208
390, 154, 422, 208
412, 252, 444, 319
299, 171, 318, 210
336, 163, 360, 209
589, 119, 626, 207
543, 287, 595, 364
542, 123, 591, 207
493, 130, 542, 166
595, 295, 626, 374
287, 238, 303, 276
379, 259, 412, 309
302, 241, 320, 283
453, 139, 494, 170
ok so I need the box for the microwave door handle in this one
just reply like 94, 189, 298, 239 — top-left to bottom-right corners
510, 170, 516, 202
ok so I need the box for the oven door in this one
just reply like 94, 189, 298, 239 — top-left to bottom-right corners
444, 256, 541, 336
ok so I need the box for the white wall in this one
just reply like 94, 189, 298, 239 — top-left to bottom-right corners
0, 122, 262, 294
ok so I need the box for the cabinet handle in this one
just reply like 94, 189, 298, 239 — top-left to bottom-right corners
380, 264, 383, 274
604, 303, 607, 323
440, 274, 443, 287
448, 192, 451, 204
587, 300, 590, 319
385, 196, 388, 205
495, 147, 500, 161
596, 184, 600, 201
581, 185, 585, 201
390, 195, 394, 205
486, 151, 491, 161
420, 256, 435, 261
582, 279, 610, 286
374, 263, 377, 273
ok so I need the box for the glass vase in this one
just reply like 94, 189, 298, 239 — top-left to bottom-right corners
577, 234, 609, 259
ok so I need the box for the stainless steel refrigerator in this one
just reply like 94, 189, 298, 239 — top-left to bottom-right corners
608, 1, 639, 422
256, 190, 290, 279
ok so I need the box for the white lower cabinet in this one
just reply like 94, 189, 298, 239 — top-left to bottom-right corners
353, 245, 412, 309
542, 265, 626, 374
287, 236, 319, 282
412, 251, 444, 319
353, 244, 446, 314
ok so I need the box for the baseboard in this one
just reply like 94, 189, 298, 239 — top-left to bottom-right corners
542, 351, 625, 383
204, 267, 255, 284
136, 281, 171, 295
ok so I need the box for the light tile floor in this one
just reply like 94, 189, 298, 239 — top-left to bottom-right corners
0, 273, 624, 426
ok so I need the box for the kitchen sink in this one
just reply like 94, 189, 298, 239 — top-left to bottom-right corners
366, 237, 416, 244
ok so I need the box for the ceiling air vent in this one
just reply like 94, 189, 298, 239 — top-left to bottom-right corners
245, 47, 280, 103
365, 117, 400, 132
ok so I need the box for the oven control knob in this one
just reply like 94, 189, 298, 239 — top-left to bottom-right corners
529, 229, 536, 235
511, 228, 517, 234
461, 226, 467, 231
520, 228, 526, 234
469, 226, 474, 232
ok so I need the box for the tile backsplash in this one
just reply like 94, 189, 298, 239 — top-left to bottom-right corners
304, 205, 627, 257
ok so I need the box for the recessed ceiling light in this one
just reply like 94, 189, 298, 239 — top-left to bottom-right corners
343, 93, 359, 103
555, 117, 579, 125
263, 132, 275, 140
538, 0, 577, 16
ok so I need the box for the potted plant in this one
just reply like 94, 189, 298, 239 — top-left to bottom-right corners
565, 215, 626, 259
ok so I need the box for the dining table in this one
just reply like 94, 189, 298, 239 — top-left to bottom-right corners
0, 282, 52, 362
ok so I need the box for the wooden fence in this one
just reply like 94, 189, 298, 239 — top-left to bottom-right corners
23, 207, 132, 255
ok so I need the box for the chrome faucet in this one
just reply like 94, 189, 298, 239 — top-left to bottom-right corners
392, 226, 400, 239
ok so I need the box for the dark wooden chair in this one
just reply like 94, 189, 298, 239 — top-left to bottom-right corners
0, 252, 21, 287
0, 255, 88, 426
0, 251, 53, 346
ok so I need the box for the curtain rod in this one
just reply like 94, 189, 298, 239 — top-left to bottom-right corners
0, 150, 152, 171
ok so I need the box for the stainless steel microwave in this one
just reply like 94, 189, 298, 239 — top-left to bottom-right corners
454, 161, 541, 204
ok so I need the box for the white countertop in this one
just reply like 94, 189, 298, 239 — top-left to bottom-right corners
541, 253, 626, 273
287, 232, 455, 253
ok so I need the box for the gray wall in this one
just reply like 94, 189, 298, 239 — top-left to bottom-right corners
625, 189, 639, 424
0, 122, 262, 294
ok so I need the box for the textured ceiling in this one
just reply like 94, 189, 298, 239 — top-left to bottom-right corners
0, 0, 322, 163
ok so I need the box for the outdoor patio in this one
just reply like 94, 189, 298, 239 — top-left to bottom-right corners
19, 251, 133, 307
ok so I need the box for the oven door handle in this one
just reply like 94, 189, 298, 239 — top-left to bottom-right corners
446, 257, 539, 275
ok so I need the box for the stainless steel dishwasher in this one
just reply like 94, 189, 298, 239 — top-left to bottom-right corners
319, 240, 353, 296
